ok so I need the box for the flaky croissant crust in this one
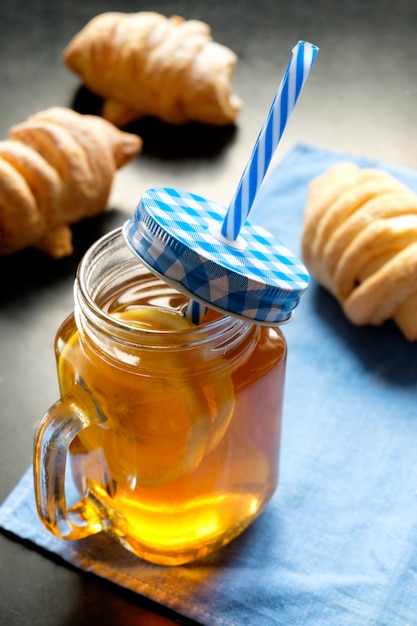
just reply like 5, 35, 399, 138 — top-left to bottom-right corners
302, 162, 417, 340
63, 11, 242, 127
0, 107, 141, 258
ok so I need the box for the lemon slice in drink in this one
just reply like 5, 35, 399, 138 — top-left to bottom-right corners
113, 306, 195, 331
107, 307, 235, 487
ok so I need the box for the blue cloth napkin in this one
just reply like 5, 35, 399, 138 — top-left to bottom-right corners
1, 143, 417, 626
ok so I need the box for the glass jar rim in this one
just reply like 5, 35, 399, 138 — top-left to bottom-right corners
75, 227, 253, 349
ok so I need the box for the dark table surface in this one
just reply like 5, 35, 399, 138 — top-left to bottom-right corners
1, 1, 416, 624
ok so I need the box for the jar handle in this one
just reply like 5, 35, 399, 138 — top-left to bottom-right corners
33, 382, 107, 540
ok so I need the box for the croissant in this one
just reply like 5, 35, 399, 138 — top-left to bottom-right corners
0, 106, 141, 258
63, 11, 242, 127
302, 162, 417, 340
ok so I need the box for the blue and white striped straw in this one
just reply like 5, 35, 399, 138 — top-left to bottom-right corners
183, 40, 318, 323
221, 40, 319, 241
184, 298, 207, 325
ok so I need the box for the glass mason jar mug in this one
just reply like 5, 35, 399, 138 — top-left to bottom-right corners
34, 228, 287, 565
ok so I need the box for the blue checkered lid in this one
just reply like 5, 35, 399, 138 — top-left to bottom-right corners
123, 187, 309, 325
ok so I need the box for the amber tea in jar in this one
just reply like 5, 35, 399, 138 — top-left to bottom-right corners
34, 228, 287, 565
